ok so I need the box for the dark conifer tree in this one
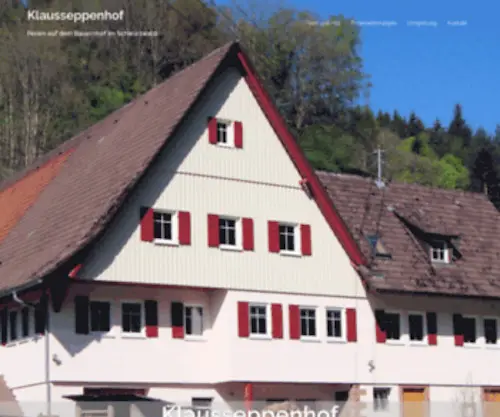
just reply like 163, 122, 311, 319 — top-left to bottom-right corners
391, 110, 407, 138
448, 104, 472, 147
472, 147, 500, 209
407, 111, 425, 137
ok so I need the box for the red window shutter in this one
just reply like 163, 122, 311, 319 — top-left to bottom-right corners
140, 207, 154, 242
178, 211, 191, 245
426, 312, 438, 345
207, 214, 220, 247
242, 218, 254, 251
171, 302, 184, 339
453, 314, 464, 346
238, 302, 249, 337
234, 121, 243, 148
375, 309, 386, 343
271, 304, 283, 339
346, 308, 357, 342
268, 221, 280, 253
289, 305, 300, 339
300, 224, 312, 256
145, 300, 159, 338
208, 117, 217, 144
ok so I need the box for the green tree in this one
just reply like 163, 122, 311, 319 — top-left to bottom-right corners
472, 147, 500, 208
236, 10, 369, 132
438, 154, 470, 189
299, 124, 362, 172
448, 104, 472, 147
407, 111, 425, 137
391, 110, 407, 138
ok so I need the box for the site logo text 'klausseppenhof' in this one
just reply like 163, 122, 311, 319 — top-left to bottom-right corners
27, 10, 125, 23
162, 406, 342, 417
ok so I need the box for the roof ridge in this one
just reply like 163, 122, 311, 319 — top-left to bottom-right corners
316, 170, 489, 199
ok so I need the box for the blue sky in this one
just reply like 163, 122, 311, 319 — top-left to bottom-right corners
222, 0, 499, 134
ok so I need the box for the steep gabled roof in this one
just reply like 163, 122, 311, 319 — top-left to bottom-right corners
317, 171, 500, 298
0, 42, 365, 295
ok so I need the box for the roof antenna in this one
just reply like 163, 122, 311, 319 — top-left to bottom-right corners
373, 147, 385, 189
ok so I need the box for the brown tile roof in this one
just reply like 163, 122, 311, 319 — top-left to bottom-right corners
0, 41, 236, 293
0, 149, 74, 243
317, 171, 500, 298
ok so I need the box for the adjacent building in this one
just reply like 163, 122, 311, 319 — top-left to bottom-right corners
1, 42, 500, 417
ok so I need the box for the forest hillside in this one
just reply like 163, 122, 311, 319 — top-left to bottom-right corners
1, 0, 499, 207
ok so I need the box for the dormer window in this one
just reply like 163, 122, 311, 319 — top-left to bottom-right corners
430, 240, 450, 263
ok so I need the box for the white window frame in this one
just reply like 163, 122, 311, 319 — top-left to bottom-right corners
184, 304, 204, 339
248, 303, 271, 339
430, 240, 450, 264
407, 311, 427, 345
325, 307, 346, 342
153, 209, 178, 246
373, 387, 390, 412
278, 222, 300, 256
218, 216, 242, 251
299, 306, 318, 340
483, 316, 499, 346
384, 310, 402, 344
120, 300, 145, 338
215, 119, 234, 148
88, 299, 112, 335
4, 307, 34, 346
462, 315, 478, 346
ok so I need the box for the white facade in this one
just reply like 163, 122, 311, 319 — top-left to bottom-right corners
2, 64, 500, 417
77, 67, 364, 298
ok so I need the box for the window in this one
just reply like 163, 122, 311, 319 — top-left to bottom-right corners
484, 318, 497, 344
279, 224, 297, 252
373, 388, 390, 411
326, 309, 343, 339
462, 316, 476, 344
367, 235, 391, 259
430, 240, 449, 263
90, 301, 111, 332
185, 305, 203, 336
122, 303, 142, 333
408, 313, 425, 342
192, 398, 212, 417
21, 307, 30, 338
153, 211, 173, 242
266, 399, 287, 404
249, 304, 267, 336
300, 307, 316, 337
219, 217, 237, 246
217, 121, 229, 144
9, 311, 17, 342
384, 312, 400, 340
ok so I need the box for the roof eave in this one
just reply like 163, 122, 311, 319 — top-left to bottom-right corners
373, 286, 500, 301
